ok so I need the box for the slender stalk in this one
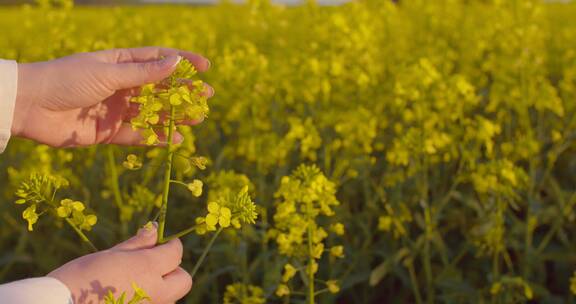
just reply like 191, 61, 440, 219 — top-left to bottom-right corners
313, 288, 330, 296
241, 236, 249, 286
492, 250, 500, 281
421, 155, 433, 304
106, 147, 128, 238
160, 224, 200, 244
536, 193, 576, 253
423, 205, 434, 304
170, 179, 189, 188
158, 106, 177, 243
106, 148, 124, 209
46, 196, 97, 252
191, 227, 223, 278
418, 99, 434, 304
306, 200, 315, 304
407, 259, 424, 304
65, 218, 97, 252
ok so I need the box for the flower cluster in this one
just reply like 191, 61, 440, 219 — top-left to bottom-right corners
14, 173, 97, 249
269, 165, 344, 299
377, 203, 413, 239
186, 179, 203, 197
129, 58, 209, 145
15, 173, 69, 231
122, 154, 142, 170
222, 283, 265, 304
490, 276, 533, 302
195, 186, 258, 234
56, 199, 97, 231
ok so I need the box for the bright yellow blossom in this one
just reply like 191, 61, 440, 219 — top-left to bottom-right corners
205, 201, 232, 229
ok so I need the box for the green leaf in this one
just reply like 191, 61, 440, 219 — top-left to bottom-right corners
369, 260, 390, 286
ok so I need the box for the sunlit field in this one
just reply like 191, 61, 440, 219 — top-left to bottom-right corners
0, 0, 575, 303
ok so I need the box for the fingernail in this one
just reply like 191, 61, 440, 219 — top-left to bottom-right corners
203, 83, 215, 97
206, 59, 212, 69
159, 55, 181, 69
139, 221, 157, 235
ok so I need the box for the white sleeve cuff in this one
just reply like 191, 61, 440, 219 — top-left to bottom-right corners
0, 277, 72, 304
0, 59, 18, 154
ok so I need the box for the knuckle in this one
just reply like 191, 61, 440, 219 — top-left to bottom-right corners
139, 62, 155, 76
115, 48, 129, 61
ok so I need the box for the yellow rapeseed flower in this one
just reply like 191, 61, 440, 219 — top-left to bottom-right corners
326, 280, 340, 294
206, 201, 232, 229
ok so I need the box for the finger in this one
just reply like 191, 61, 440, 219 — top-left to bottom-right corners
182, 81, 214, 98
113, 223, 158, 251
104, 47, 211, 72
108, 55, 182, 90
144, 238, 184, 275
109, 124, 184, 146
162, 267, 193, 302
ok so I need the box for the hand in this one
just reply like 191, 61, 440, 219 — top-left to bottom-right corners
12, 47, 213, 147
48, 225, 191, 304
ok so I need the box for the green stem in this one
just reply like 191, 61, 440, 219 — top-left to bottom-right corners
106, 148, 124, 209
160, 224, 200, 244
536, 193, 576, 253
492, 250, 500, 281
421, 159, 434, 304
65, 218, 97, 252
407, 260, 424, 304
158, 106, 177, 243
191, 227, 223, 279
306, 200, 315, 304
418, 105, 434, 304
423, 206, 434, 304
106, 147, 128, 238
170, 179, 189, 187
313, 288, 330, 296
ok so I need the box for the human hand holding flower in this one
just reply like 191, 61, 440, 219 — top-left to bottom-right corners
48, 224, 191, 304
12, 47, 213, 147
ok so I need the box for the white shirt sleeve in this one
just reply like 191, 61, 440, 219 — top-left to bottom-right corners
0, 59, 18, 154
0, 277, 73, 304
0, 61, 72, 303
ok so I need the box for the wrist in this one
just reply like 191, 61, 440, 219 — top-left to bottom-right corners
12, 63, 38, 138
47, 268, 79, 302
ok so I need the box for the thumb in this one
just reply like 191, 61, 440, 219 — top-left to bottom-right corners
113, 222, 158, 251
109, 55, 181, 89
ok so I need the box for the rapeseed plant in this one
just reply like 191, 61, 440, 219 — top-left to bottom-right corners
269, 165, 344, 304
127, 58, 258, 277
14, 173, 97, 251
